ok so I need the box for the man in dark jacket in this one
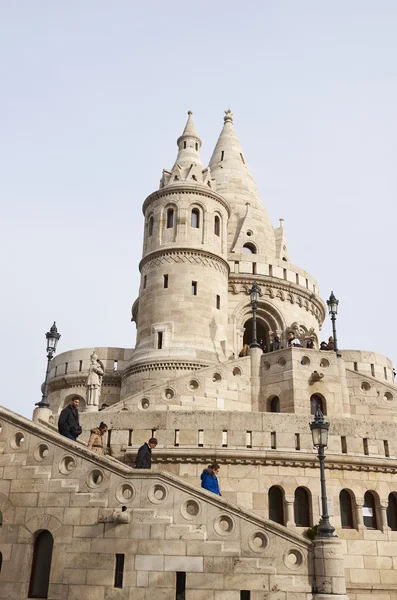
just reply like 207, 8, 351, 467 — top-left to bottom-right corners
58, 397, 82, 441
135, 437, 158, 468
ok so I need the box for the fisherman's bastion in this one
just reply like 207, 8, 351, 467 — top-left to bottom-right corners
1, 110, 397, 600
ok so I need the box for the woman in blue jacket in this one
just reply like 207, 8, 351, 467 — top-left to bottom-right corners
200, 463, 221, 495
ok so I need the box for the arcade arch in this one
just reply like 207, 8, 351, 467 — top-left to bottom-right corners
233, 298, 285, 354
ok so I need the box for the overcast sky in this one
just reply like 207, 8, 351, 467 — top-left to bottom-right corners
1, 1, 396, 418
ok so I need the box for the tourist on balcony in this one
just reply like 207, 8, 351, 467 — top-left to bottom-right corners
58, 397, 82, 441
239, 344, 250, 357
327, 336, 335, 351
135, 437, 158, 469
87, 422, 108, 455
259, 338, 267, 353
269, 336, 283, 352
306, 339, 315, 349
320, 341, 329, 351
201, 463, 221, 495
287, 332, 302, 347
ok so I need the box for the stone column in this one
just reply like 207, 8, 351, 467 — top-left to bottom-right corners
380, 501, 391, 532
32, 407, 53, 424
285, 496, 295, 528
312, 536, 349, 600
355, 502, 365, 531
250, 347, 262, 412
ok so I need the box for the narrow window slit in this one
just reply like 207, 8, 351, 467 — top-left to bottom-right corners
363, 438, 369, 455
222, 430, 228, 447
246, 431, 252, 448
198, 430, 204, 447
157, 332, 163, 349
174, 430, 180, 447
114, 554, 124, 588
384, 440, 390, 457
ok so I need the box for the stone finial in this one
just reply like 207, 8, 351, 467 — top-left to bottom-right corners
224, 109, 233, 123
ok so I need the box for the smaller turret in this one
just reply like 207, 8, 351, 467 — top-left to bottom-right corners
274, 218, 290, 262
160, 111, 213, 189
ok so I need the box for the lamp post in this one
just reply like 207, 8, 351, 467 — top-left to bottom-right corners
248, 280, 261, 349
310, 406, 335, 538
326, 291, 340, 356
36, 322, 61, 409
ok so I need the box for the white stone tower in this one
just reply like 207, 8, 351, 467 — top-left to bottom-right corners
127, 112, 231, 396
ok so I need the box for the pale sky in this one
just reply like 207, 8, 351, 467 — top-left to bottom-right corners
1, 1, 396, 418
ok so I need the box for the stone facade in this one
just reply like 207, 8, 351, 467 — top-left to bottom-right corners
2, 110, 397, 599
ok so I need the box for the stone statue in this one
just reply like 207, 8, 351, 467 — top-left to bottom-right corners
86, 352, 104, 411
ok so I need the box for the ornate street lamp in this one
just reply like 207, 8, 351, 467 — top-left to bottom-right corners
36, 322, 61, 409
310, 406, 335, 538
326, 291, 340, 355
249, 280, 261, 349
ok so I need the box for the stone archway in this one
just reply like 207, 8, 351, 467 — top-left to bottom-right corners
233, 297, 286, 355
243, 318, 269, 351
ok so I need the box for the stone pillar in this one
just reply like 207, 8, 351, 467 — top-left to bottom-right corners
285, 496, 295, 528
250, 347, 262, 412
355, 502, 365, 531
380, 501, 391, 532
312, 536, 349, 600
32, 407, 52, 424
336, 356, 351, 416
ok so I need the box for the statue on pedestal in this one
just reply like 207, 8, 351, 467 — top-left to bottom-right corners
86, 352, 104, 411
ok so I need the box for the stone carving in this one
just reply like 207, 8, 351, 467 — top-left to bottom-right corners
86, 352, 104, 411
310, 371, 324, 384
141, 250, 229, 277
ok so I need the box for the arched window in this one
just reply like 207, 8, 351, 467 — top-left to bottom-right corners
29, 530, 54, 598
310, 394, 325, 415
269, 396, 280, 413
148, 216, 154, 237
339, 490, 354, 529
191, 208, 200, 228
363, 491, 378, 530
269, 486, 285, 525
166, 208, 174, 229
387, 493, 397, 531
214, 215, 220, 236
294, 487, 311, 527
242, 243, 256, 254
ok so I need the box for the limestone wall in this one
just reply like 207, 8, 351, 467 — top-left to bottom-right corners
0, 407, 312, 600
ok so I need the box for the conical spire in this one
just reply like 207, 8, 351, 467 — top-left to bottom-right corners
160, 111, 211, 189
180, 110, 199, 139
209, 110, 276, 257
174, 110, 202, 169
209, 109, 252, 181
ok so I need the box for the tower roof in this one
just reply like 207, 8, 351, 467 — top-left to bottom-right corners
177, 110, 201, 143
160, 111, 213, 189
173, 110, 202, 169
208, 110, 276, 257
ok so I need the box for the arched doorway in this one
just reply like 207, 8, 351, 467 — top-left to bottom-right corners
243, 319, 269, 351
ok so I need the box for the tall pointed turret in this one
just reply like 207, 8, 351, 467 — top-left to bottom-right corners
209, 110, 276, 257
174, 110, 202, 168
160, 111, 212, 189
